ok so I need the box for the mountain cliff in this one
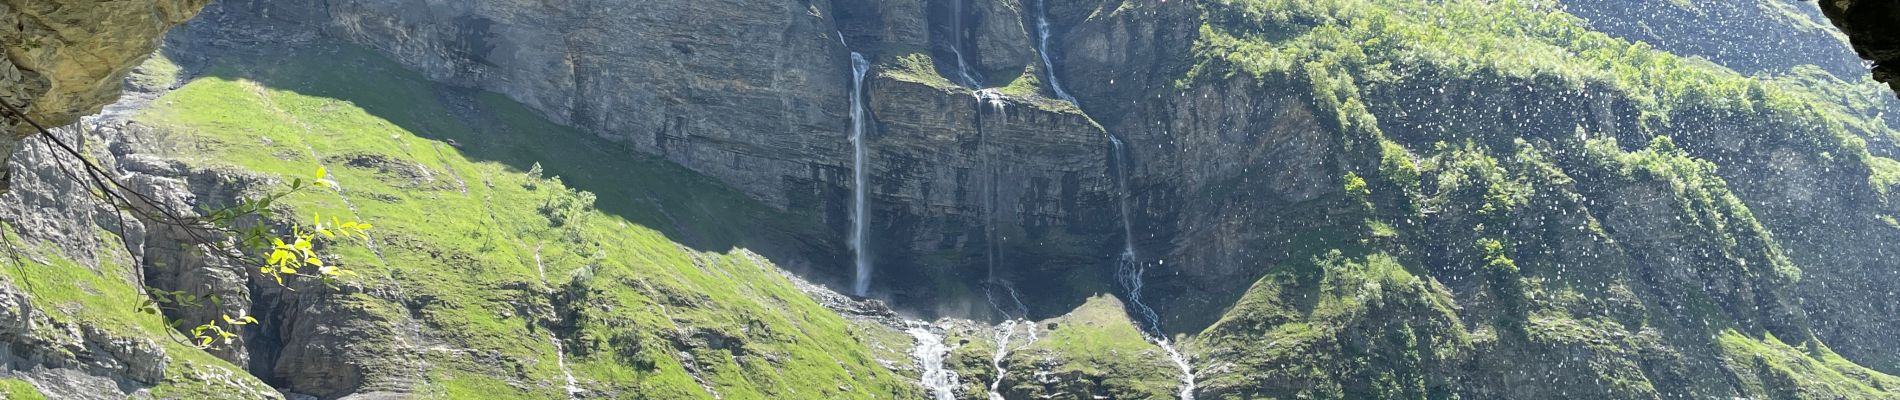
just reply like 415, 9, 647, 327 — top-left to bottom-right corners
2, 0, 1900, 399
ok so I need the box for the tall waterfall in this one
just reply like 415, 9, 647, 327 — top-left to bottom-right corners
908, 326, 960, 400
1035, 1, 1197, 396
849, 52, 874, 297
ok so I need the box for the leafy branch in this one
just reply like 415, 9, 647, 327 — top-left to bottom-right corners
133, 167, 374, 349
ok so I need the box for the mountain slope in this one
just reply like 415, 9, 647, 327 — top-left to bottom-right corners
0, 40, 923, 398
1040, 0, 1900, 397
4, 0, 1900, 399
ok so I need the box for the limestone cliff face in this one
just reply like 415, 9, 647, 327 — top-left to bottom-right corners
0, 0, 209, 188
182, 0, 1120, 315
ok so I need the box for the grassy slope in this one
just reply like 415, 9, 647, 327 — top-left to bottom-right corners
133, 43, 917, 399
0, 377, 46, 400
1003, 295, 1179, 399
0, 230, 276, 398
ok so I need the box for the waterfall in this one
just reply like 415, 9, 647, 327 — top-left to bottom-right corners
1020, 0, 1195, 393
849, 52, 874, 297
987, 320, 1018, 400
980, 284, 1034, 400
908, 326, 960, 400
1111, 134, 1199, 400
1033, 0, 1078, 103
974, 88, 1009, 112
549, 332, 583, 398
1109, 137, 1160, 328
1160, 340, 1197, 399
532, 246, 583, 398
948, 0, 982, 87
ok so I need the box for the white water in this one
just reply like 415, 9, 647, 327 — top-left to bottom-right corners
948, 0, 982, 87
974, 88, 1009, 113
548, 332, 583, 398
1081, 41, 1197, 400
1032, 0, 1078, 104
1109, 134, 1198, 400
1159, 339, 1197, 399
532, 246, 582, 398
849, 52, 874, 297
987, 320, 1018, 400
908, 327, 960, 400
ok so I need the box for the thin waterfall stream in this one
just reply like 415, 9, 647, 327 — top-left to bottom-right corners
848, 52, 873, 297
1033, 0, 1077, 104
987, 320, 1017, 400
536, 247, 583, 398
981, 283, 1035, 400
947, 0, 982, 87
1036, 1, 1196, 397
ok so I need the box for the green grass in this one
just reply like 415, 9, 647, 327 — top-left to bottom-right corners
0, 226, 277, 399
1717, 330, 1900, 399
130, 41, 913, 399
1003, 295, 1181, 399
882, 52, 963, 91
1197, 0, 1893, 196
875, 49, 1081, 115
1869, 156, 1900, 197
1192, 250, 1467, 399
0, 378, 45, 400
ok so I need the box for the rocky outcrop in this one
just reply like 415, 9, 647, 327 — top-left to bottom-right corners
861, 75, 1113, 316
1820, 0, 1900, 96
0, 0, 210, 190
0, 120, 279, 398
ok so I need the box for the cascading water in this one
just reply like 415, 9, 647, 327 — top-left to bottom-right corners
947, 0, 982, 87
530, 246, 583, 398
978, 282, 1036, 400
908, 326, 960, 400
849, 52, 874, 297
987, 320, 1018, 400
1159, 339, 1197, 400
1033, 1, 1197, 396
549, 332, 583, 398
1032, 0, 1077, 104
1110, 138, 1197, 400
